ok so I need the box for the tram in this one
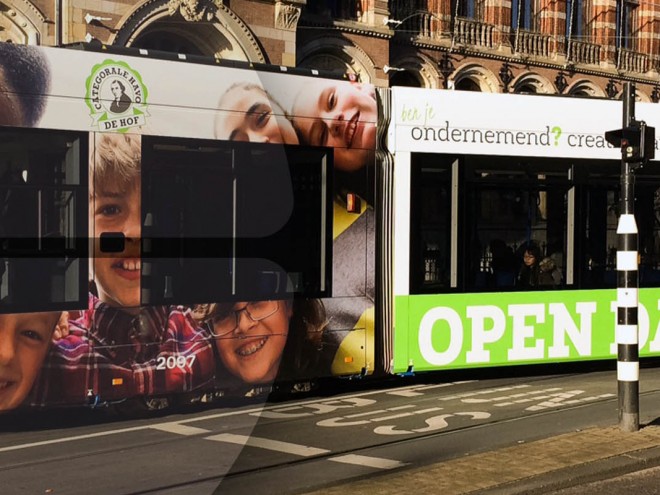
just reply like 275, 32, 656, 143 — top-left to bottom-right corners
0, 42, 377, 412
2, 41, 660, 415
388, 87, 660, 374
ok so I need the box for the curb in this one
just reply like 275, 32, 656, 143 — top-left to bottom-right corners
477, 445, 660, 494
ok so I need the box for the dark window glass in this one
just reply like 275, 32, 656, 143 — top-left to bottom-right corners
410, 154, 453, 293
463, 157, 570, 291
575, 162, 660, 287
616, 0, 638, 50
141, 137, 332, 305
452, 0, 485, 19
0, 129, 87, 313
566, 0, 585, 38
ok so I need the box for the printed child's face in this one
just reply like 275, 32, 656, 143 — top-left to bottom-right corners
0, 312, 59, 411
293, 81, 377, 172
215, 86, 299, 145
213, 300, 291, 384
91, 178, 141, 309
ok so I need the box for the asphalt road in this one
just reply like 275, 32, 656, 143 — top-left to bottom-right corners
2, 365, 660, 495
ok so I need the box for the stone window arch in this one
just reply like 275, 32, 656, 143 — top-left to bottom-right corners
450, 64, 499, 93
512, 73, 554, 94
111, 0, 265, 62
297, 36, 377, 84
566, 79, 605, 98
388, 52, 441, 89
389, 71, 423, 88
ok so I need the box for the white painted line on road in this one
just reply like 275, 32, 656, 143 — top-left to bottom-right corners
387, 390, 424, 397
0, 381, 478, 453
418, 382, 475, 390
205, 433, 330, 457
440, 385, 531, 401
463, 388, 563, 404
387, 381, 476, 397
526, 393, 615, 411
339, 406, 414, 420
149, 423, 211, 436
371, 407, 442, 423
329, 454, 407, 470
389, 405, 416, 411
0, 425, 149, 453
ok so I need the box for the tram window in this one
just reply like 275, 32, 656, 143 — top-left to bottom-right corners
577, 163, 660, 288
0, 129, 87, 312
141, 137, 331, 304
463, 158, 571, 291
410, 155, 452, 294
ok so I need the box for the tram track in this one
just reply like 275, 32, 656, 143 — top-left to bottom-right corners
3, 370, 660, 495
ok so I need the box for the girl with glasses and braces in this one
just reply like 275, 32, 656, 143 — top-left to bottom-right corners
193, 298, 331, 388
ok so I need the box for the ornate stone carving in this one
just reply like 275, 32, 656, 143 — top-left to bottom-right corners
167, 0, 216, 22
275, 2, 301, 31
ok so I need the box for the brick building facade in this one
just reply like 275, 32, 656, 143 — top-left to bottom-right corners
1, 0, 659, 99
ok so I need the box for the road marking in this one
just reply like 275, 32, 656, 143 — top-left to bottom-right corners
329, 454, 407, 470
0, 425, 149, 453
373, 411, 491, 435
149, 423, 211, 436
462, 388, 563, 404
0, 385, 438, 452
526, 393, 615, 411
387, 381, 476, 397
205, 433, 330, 457
251, 397, 378, 418
440, 385, 531, 401
371, 407, 442, 423
387, 389, 425, 397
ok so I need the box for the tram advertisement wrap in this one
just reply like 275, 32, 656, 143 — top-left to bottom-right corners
391, 87, 660, 160
0, 43, 376, 412
393, 289, 660, 373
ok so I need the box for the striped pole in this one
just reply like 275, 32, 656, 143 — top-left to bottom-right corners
617, 82, 639, 432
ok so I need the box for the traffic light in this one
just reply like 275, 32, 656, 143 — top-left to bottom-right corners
605, 120, 655, 163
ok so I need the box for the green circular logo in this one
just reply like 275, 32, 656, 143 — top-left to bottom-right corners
85, 59, 149, 131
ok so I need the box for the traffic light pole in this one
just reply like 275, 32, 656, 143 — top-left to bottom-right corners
617, 82, 640, 432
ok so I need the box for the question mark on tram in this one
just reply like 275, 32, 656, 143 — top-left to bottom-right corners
551, 126, 562, 146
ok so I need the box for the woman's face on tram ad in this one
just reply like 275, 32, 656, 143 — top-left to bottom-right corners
292, 81, 377, 172
0, 312, 60, 411
91, 177, 141, 309
214, 85, 299, 145
211, 300, 291, 384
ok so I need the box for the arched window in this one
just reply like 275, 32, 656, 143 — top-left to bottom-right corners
454, 78, 481, 91
389, 71, 422, 88
132, 31, 204, 55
